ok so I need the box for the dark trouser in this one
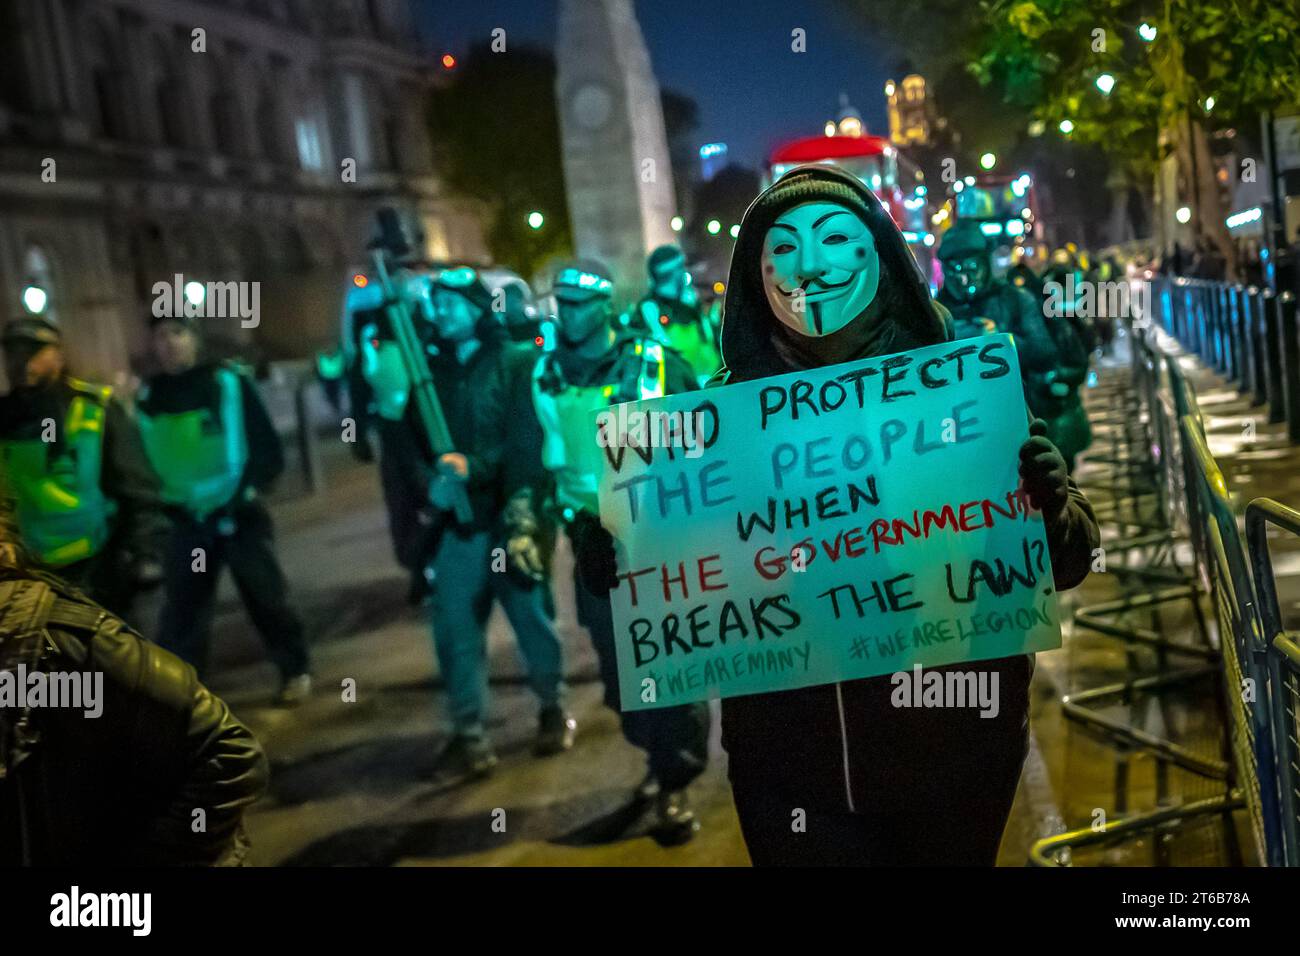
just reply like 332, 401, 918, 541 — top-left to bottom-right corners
377, 420, 435, 572
61, 548, 137, 621
156, 500, 309, 682
723, 656, 1032, 866
573, 571, 709, 793
428, 529, 565, 737
729, 762, 1024, 866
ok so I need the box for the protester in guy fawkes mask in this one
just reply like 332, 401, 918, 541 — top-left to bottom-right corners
0, 465, 268, 866
0, 316, 167, 618
705, 165, 1100, 866
515, 259, 711, 844
937, 222, 1090, 472
421, 266, 574, 780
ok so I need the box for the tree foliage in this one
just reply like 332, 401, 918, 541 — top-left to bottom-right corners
971, 0, 1300, 266
428, 43, 573, 281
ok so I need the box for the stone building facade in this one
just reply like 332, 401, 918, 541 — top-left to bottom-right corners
0, 0, 487, 383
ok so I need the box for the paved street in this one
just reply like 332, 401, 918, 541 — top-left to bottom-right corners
173, 331, 1300, 867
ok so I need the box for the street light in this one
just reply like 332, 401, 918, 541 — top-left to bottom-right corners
21, 285, 47, 315
1176, 206, 1192, 224
1059, 119, 1075, 135
980, 152, 996, 170
527, 211, 544, 229
670, 216, 684, 232
184, 281, 206, 308
1138, 22, 1157, 42
1095, 73, 1116, 95
707, 219, 721, 235
1204, 96, 1216, 113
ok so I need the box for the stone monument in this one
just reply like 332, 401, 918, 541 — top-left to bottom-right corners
556, 0, 678, 301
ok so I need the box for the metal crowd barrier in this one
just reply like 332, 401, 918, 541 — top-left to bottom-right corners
1031, 274, 1300, 866
1180, 418, 1284, 867
1058, 303, 1217, 792
1152, 276, 1300, 443
1246, 499, 1300, 866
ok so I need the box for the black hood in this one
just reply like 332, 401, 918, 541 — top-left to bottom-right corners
718, 165, 950, 382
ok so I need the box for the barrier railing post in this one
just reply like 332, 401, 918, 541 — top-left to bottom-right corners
1199, 283, 1213, 364
1264, 290, 1286, 424
295, 375, 324, 495
1245, 498, 1300, 866
1251, 288, 1269, 407
1234, 286, 1251, 394
1278, 291, 1300, 443
1224, 285, 1240, 381
1209, 284, 1223, 370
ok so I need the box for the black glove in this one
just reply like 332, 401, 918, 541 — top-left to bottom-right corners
1019, 418, 1070, 523
132, 556, 165, 590
569, 512, 619, 595
351, 435, 375, 463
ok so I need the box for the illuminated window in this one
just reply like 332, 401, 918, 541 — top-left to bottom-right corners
295, 118, 323, 170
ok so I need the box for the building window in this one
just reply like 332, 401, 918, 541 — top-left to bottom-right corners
295, 118, 323, 170
382, 115, 402, 171
366, 0, 386, 36
92, 68, 124, 139
258, 90, 285, 162
156, 82, 186, 149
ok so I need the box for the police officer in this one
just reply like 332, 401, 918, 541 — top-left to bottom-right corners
519, 259, 710, 844
136, 313, 312, 705
935, 221, 1001, 341
632, 245, 721, 385
348, 224, 444, 604
423, 266, 573, 779
938, 222, 1091, 472
0, 316, 167, 617
1006, 244, 1042, 297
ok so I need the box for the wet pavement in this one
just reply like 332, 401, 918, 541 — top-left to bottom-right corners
172, 327, 1300, 866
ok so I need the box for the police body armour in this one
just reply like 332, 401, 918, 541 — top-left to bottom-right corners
0, 386, 113, 568
137, 367, 248, 520
533, 338, 667, 515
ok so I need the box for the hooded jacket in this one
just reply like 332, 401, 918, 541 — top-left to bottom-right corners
712, 166, 1100, 816
715, 166, 950, 383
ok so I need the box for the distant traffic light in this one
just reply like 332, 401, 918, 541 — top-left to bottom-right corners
441, 53, 456, 70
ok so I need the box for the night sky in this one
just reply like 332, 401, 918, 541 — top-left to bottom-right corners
417, 0, 895, 170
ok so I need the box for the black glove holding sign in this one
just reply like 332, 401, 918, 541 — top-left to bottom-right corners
1019, 418, 1070, 523
568, 510, 619, 595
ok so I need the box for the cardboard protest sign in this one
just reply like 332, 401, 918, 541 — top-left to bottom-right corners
595, 333, 1062, 711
